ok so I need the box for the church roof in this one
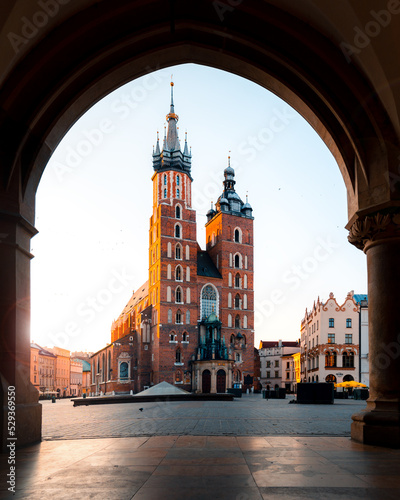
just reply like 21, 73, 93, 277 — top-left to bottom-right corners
121, 281, 149, 316
197, 251, 222, 279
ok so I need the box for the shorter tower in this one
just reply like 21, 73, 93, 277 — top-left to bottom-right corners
205, 158, 255, 387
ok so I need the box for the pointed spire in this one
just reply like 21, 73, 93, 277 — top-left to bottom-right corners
183, 131, 189, 156
155, 130, 160, 155
166, 80, 180, 151
163, 124, 167, 150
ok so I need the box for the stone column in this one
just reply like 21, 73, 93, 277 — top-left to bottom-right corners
211, 366, 217, 394
348, 211, 400, 447
0, 211, 42, 451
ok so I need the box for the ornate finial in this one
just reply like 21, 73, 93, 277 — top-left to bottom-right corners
246, 191, 248, 203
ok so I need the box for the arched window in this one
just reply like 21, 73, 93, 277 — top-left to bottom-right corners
186, 288, 191, 304
175, 266, 182, 281
175, 205, 181, 219
243, 294, 247, 309
235, 315, 240, 328
176, 349, 182, 364
185, 245, 190, 260
167, 242, 172, 258
186, 310, 190, 324
326, 374, 336, 383
167, 286, 171, 302
235, 273, 241, 288
164, 188, 167, 198
164, 174, 167, 185
342, 351, 354, 368
168, 308, 172, 323
176, 286, 182, 303
119, 362, 128, 380
102, 353, 105, 382
183, 332, 188, 342
234, 228, 241, 243
230, 334, 235, 344
243, 315, 247, 328
228, 314, 232, 327
325, 351, 337, 367
234, 254, 240, 268
228, 272, 232, 287
108, 351, 111, 380
176, 309, 182, 324
167, 264, 171, 279
176, 174, 180, 186
228, 293, 232, 308
201, 284, 218, 319
169, 333, 176, 342
175, 244, 181, 259
234, 293, 241, 309
343, 374, 354, 382
243, 275, 247, 289
176, 188, 180, 198
175, 224, 181, 238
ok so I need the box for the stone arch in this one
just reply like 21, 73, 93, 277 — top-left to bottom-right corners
1, 1, 400, 449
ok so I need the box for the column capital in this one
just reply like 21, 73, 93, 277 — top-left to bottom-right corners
347, 209, 400, 252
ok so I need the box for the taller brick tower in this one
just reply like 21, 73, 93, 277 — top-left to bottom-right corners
149, 82, 199, 385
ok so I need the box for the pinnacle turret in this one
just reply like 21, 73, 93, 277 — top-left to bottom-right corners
152, 81, 192, 178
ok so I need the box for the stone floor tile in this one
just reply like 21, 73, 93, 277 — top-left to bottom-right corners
133, 486, 263, 500
253, 472, 370, 488
259, 487, 400, 500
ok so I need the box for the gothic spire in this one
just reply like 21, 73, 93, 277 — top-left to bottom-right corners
166, 81, 180, 151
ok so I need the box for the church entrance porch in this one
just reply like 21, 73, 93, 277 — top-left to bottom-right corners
193, 360, 234, 394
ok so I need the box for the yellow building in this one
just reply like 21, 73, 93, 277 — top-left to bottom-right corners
47, 347, 71, 397
293, 352, 301, 385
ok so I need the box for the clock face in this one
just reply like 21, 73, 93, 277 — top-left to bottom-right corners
120, 362, 128, 378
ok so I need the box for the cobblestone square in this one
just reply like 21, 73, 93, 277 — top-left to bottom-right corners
41, 394, 366, 440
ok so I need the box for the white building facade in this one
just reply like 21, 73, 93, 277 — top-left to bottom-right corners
300, 291, 368, 385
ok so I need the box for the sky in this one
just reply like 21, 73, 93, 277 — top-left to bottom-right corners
31, 63, 367, 354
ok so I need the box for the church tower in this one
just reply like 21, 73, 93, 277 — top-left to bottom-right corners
205, 158, 255, 386
148, 82, 199, 385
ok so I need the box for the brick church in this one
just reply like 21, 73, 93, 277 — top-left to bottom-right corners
90, 82, 255, 395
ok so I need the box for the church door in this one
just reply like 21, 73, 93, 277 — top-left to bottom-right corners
216, 369, 226, 393
202, 370, 211, 393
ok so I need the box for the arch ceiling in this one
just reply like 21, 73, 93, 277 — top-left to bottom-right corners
0, 0, 399, 223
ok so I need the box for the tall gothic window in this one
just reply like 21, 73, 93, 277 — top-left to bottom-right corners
176, 309, 182, 324
164, 174, 167, 185
235, 273, 241, 288
176, 175, 180, 186
175, 205, 181, 219
175, 266, 182, 281
201, 284, 218, 319
175, 244, 181, 260
176, 188, 180, 198
234, 293, 241, 309
235, 315, 240, 328
164, 188, 167, 198
175, 224, 181, 238
176, 286, 182, 303
234, 228, 241, 243
234, 254, 240, 268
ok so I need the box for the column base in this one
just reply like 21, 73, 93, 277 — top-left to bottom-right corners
351, 401, 400, 448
